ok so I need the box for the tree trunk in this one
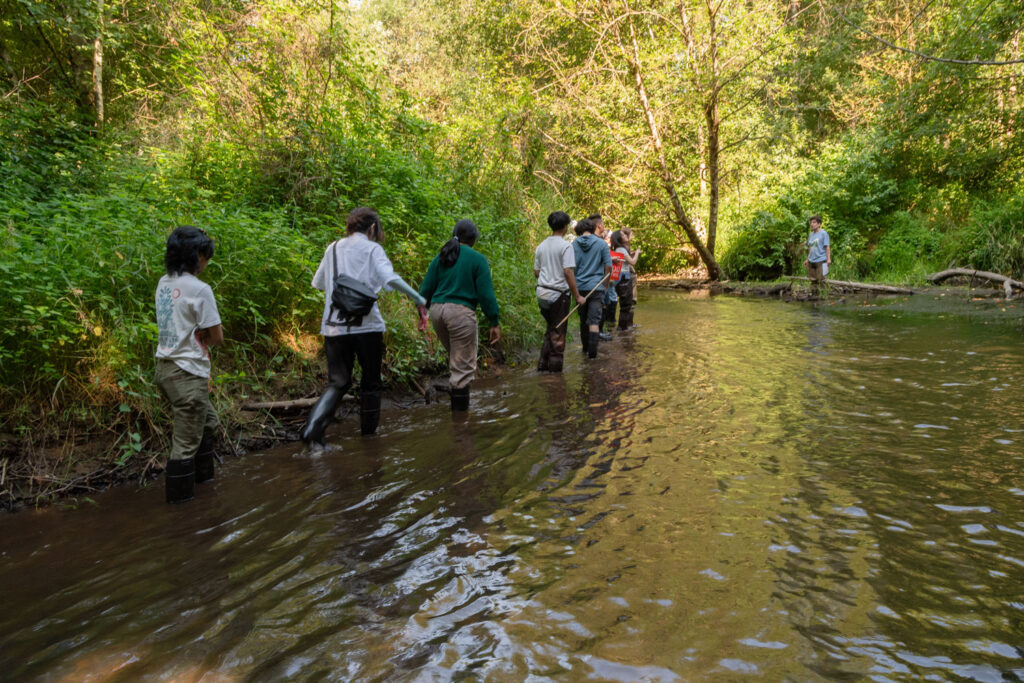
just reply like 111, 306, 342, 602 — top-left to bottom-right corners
704, 1, 720, 257
790, 277, 914, 294
92, 0, 104, 127
620, 3, 723, 280
928, 268, 1024, 298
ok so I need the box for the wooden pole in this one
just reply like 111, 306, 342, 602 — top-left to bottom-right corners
557, 271, 612, 328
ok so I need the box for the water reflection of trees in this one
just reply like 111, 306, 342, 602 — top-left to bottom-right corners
769, 314, 1024, 678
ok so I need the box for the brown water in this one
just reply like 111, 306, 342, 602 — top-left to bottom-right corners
3, 291, 1024, 681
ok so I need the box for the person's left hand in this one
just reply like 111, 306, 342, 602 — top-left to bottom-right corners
417, 305, 429, 332
488, 326, 501, 345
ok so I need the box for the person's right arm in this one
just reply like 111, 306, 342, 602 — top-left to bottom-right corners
564, 268, 585, 305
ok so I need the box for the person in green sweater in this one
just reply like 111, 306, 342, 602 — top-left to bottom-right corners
419, 219, 501, 412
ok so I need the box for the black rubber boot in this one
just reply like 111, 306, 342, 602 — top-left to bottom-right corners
360, 392, 381, 435
587, 331, 599, 359
300, 386, 343, 445
195, 434, 216, 483
166, 457, 196, 504
451, 386, 470, 412
602, 302, 616, 331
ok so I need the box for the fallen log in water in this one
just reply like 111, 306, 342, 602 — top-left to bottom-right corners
927, 268, 1024, 299
241, 397, 328, 411
789, 276, 914, 295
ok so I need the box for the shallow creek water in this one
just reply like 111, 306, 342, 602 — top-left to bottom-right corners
2, 290, 1024, 681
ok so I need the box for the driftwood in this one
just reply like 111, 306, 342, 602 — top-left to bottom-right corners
790, 276, 914, 295
927, 268, 1024, 299
240, 397, 350, 411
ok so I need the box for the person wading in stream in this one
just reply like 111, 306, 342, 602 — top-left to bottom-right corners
301, 207, 428, 447
588, 213, 616, 341
609, 230, 641, 330
534, 211, 586, 372
419, 219, 500, 413
155, 226, 223, 504
572, 217, 613, 359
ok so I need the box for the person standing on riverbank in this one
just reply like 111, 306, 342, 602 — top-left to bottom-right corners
534, 211, 586, 372
301, 208, 428, 447
803, 215, 831, 294
572, 218, 613, 359
419, 219, 501, 413
155, 226, 223, 504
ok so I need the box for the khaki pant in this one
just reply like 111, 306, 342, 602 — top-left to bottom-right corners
156, 359, 219, 461
430, 303, 478, 389
806, 261, 825, 281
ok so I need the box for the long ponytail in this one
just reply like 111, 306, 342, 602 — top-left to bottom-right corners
439, 219, 479, 267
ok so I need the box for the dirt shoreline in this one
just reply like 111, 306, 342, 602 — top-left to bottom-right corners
0, 359, 518, 513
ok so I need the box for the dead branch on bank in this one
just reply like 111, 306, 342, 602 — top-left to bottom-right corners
927, 268, 1024, 299
789, 277, 914, 295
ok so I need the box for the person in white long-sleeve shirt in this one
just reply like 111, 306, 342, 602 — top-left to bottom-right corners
301, 207, 427, 446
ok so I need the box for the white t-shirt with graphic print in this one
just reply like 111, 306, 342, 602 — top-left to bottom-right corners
155, 273, 221, 378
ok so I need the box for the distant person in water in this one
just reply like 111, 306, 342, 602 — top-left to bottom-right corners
419, 219, 500, 413
609, 230, 640, 330
588, 213, 616, 341
301, 207, 428, 447
803, 215, 831, 294
534, 211, 585, 372
155, 226, 223, 504
572, 217, 612, 359
621, 225, 639, 304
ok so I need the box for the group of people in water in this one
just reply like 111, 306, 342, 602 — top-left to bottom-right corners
153, 208, 641, 503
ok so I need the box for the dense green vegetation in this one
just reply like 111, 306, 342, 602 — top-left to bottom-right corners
1, 0, 1022, 498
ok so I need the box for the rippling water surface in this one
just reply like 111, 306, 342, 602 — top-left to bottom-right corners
3, 291, 1024, 681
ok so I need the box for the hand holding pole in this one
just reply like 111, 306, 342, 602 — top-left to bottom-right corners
557, 271, 611, 328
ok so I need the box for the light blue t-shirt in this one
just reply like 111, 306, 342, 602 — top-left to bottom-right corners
807, 229, 830, 263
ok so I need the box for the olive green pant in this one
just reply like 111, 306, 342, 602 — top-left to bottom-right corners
156, 360, 219, 461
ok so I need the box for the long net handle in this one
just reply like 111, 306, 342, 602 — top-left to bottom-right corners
556, 271, 611, 328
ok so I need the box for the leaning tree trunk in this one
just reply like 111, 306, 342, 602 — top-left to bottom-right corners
620, 4, 723, 280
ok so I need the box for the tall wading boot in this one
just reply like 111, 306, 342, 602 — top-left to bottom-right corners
360, 391, 381, 436
587, 331, 600, 359
603, 302, 616, 330
165, 457, 196, 504
300, 386, 343, 445
450, 386, 470, 412
195, 434, 216, 483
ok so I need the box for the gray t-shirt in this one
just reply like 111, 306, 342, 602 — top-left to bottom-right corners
155, 273, 221, 378
534, 235, 575, 302
807, 229, 830, 264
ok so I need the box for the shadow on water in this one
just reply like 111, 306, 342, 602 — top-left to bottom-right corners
2, 290, 1024, 680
